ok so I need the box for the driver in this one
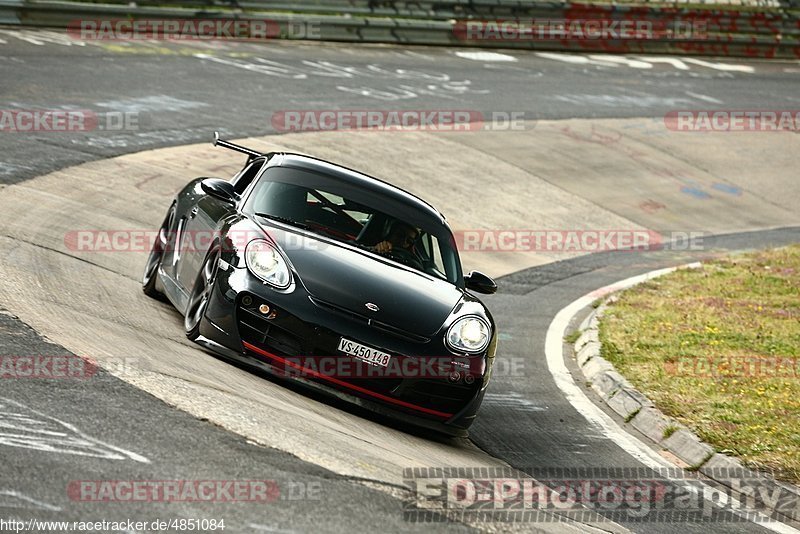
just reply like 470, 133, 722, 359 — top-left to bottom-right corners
372, 221, 419, 255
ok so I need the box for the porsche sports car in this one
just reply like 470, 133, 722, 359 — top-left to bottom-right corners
142, 132, 498, 436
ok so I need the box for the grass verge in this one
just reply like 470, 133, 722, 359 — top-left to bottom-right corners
599, 245, 799, 483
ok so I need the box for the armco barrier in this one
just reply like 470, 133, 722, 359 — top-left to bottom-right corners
0, 0, 797, 58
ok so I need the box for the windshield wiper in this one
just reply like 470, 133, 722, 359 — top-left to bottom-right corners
254, 212, 309, 230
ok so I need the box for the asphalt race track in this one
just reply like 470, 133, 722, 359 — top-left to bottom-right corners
1, 28, 799, 533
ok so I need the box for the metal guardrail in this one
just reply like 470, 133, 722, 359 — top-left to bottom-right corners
0, 0, 797, 58
43, 0, 795, 17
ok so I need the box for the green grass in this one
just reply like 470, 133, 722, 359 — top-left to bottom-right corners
564, 330, 582, 344
599, 245, 800, 483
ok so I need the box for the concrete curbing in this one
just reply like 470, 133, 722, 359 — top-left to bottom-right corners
661, 428, 715, 468
570, 271, 800, 524
572, 290, 724, 469
630, 407, 672, 444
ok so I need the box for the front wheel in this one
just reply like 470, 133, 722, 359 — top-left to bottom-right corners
142, 204, 175, 299
184, 245, 221, 341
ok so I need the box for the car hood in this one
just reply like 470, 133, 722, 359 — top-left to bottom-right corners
266, 226, 463, 337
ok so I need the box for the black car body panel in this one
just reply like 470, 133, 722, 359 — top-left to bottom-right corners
144, 134, 498, 436
269, 226, 464, 338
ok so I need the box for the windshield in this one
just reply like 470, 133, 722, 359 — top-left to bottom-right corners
242, 165, 462, 284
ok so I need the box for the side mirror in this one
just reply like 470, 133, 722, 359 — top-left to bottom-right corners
201, 178, 237, 204
464, 270, 497, 294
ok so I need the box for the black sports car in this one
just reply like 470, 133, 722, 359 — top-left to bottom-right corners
143, 132, 498, 436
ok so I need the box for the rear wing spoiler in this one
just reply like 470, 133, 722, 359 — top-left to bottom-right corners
213, 131, 274, 162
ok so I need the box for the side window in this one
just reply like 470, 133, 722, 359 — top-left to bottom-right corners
418, 233, 432, 259
417, 233, 448, 281
429, 235, 448, 279
231, 159, 265, 195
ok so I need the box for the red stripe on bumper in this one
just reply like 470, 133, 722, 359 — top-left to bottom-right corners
242, 341, 453, 419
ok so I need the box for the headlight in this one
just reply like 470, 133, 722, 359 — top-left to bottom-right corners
245, 239, 291, 289
446, 316, 491, 354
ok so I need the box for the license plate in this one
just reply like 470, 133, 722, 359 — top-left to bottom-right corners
337, 337, 391, 368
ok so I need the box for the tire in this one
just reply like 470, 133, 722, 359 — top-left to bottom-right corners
142, 204, 175, 299
184, 244, 221, 341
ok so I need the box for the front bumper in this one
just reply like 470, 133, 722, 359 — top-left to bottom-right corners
197, 265, 491, 435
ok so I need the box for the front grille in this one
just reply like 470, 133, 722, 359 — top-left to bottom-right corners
237, 294, 403, 389
237, 300, 303, 357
